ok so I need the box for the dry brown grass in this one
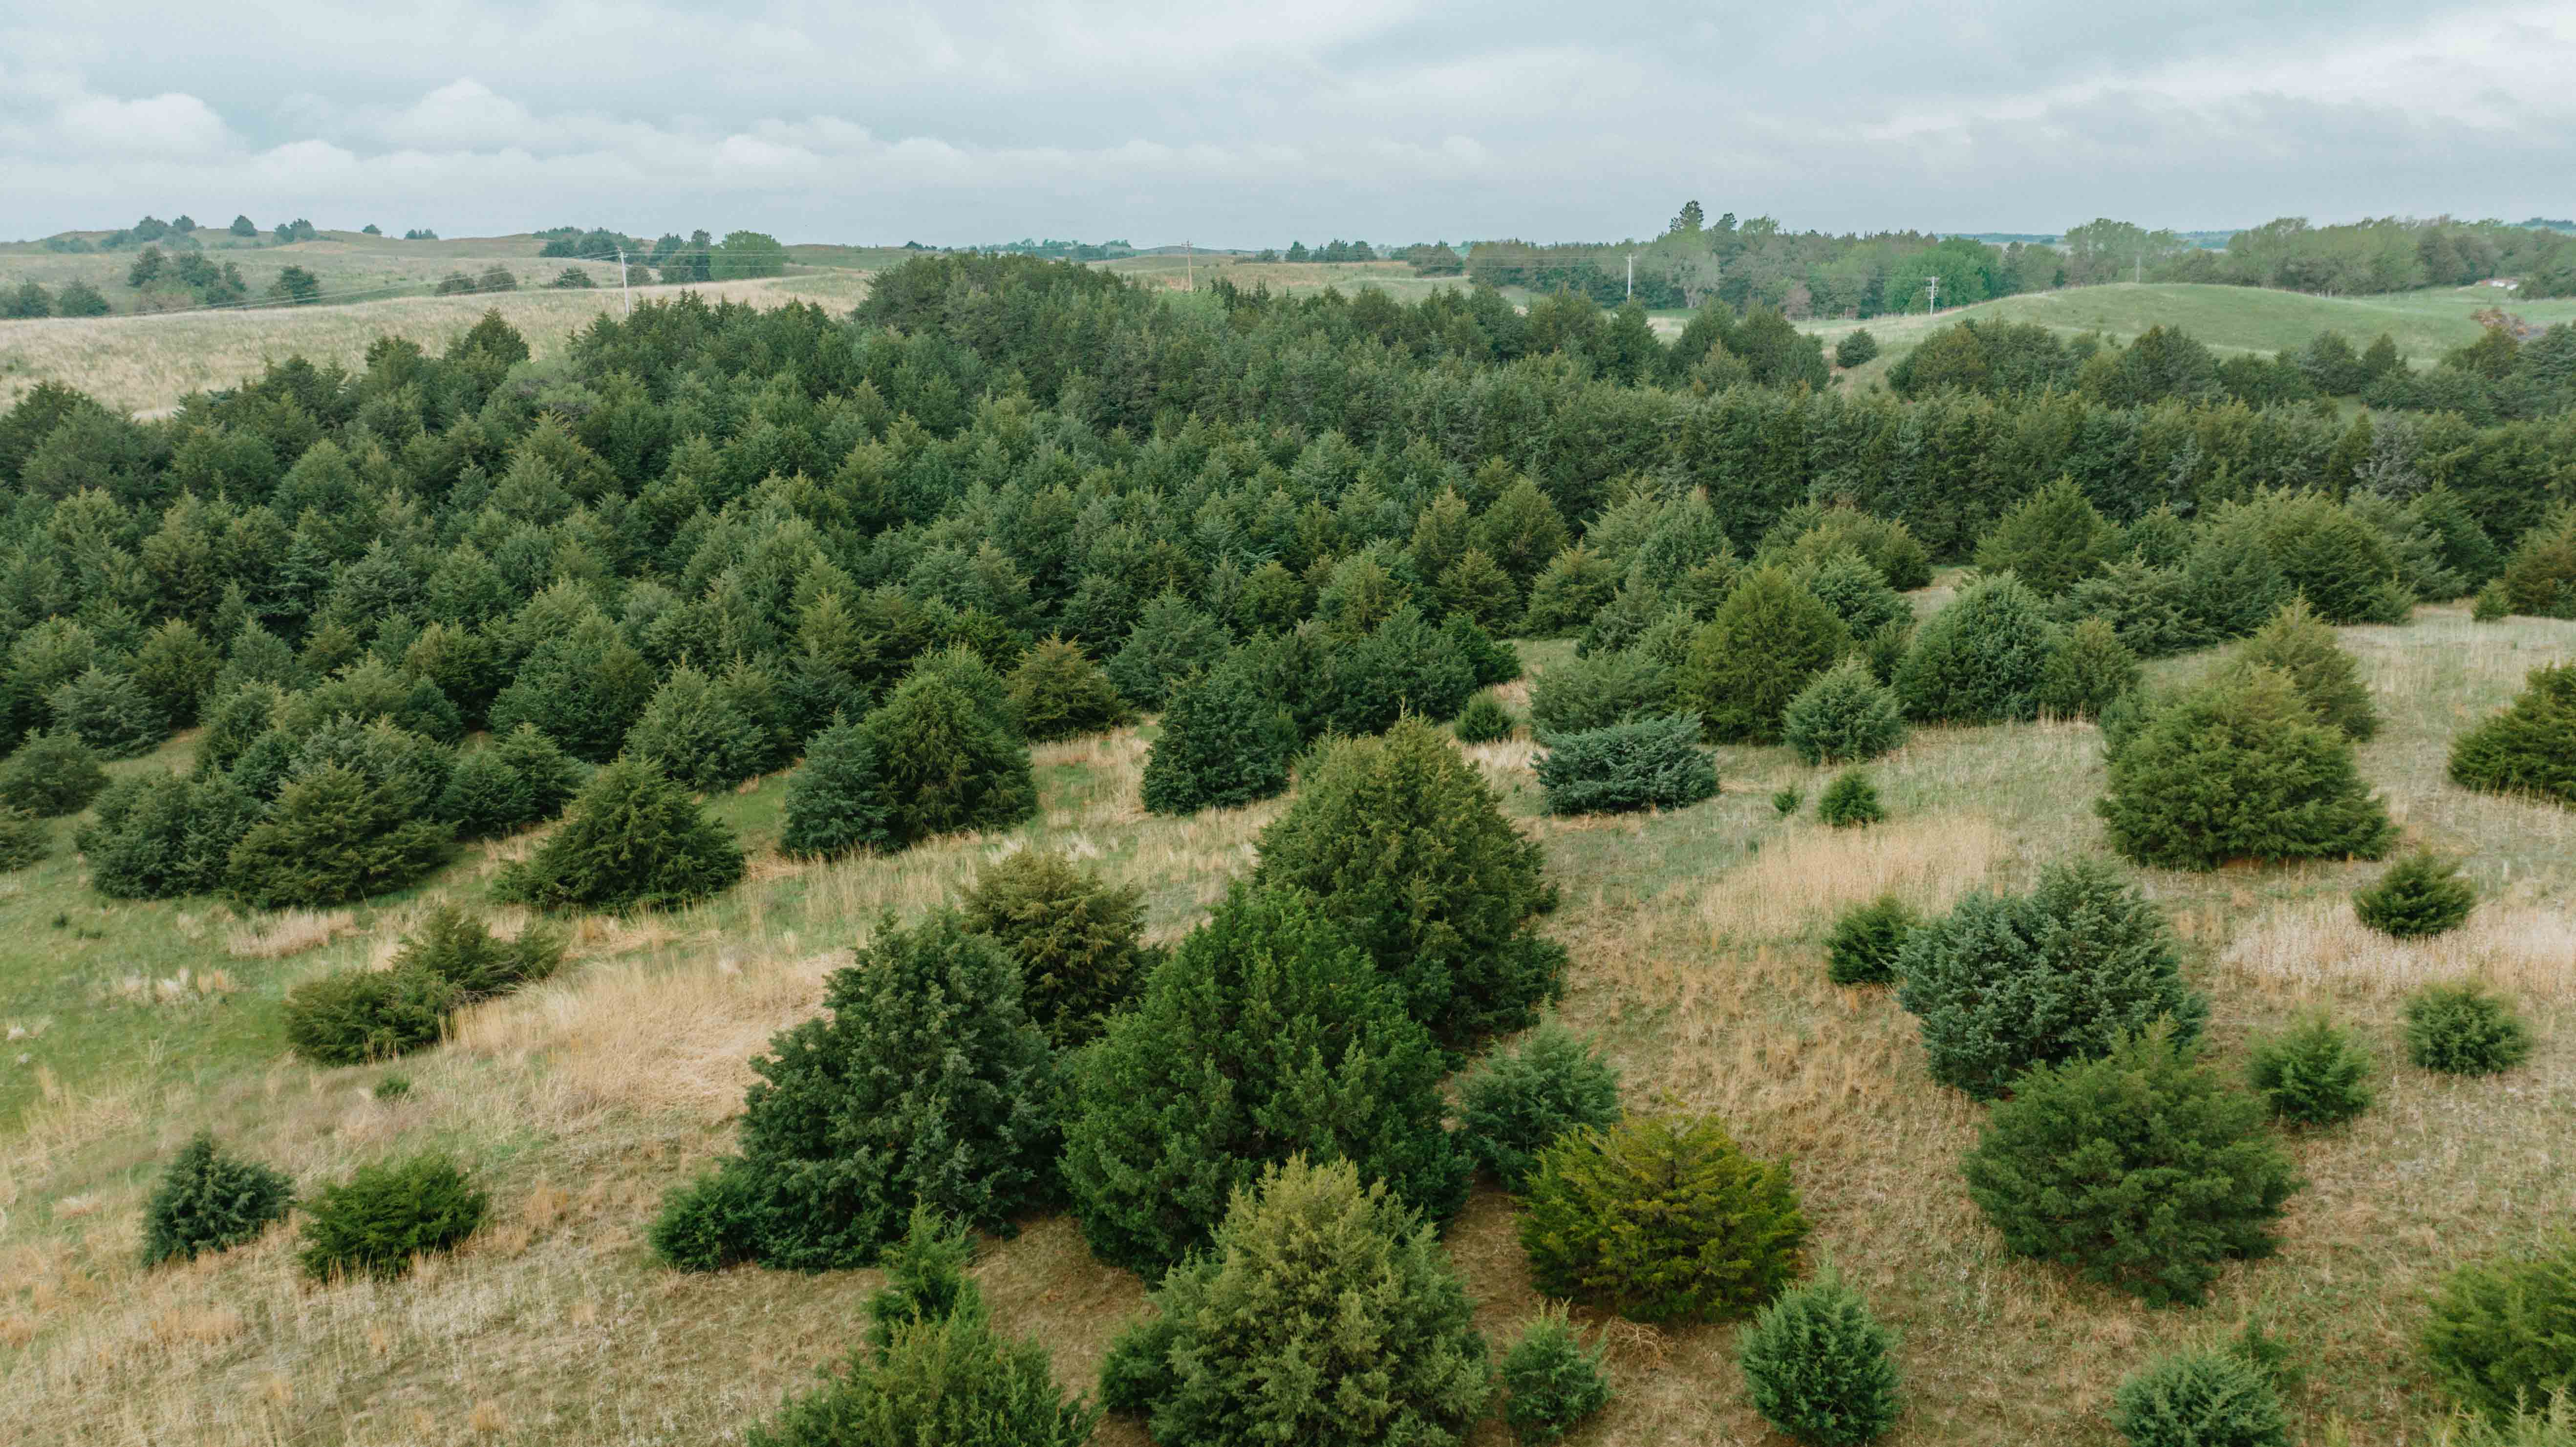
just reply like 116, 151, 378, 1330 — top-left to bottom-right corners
224, 909, 356, 959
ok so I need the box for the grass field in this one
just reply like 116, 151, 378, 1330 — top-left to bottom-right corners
1099, 252, 1472, 303
2, 603, 2571, 1446
0, 272, 873, 416
0, 231, 665, 319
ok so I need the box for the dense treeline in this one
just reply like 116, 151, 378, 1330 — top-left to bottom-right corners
2088, 215, 2576, 298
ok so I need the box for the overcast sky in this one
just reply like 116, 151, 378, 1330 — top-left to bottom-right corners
4, 1, 2572, 247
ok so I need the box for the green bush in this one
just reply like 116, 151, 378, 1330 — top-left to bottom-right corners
1106, 591, 1231, 708
1895, 859, 2204, 1099
2245, 1016, 2376, 1127
623, 663, 774, 791
438, 723, 582, 839
297, 1153, 488, 1281
780, 718, 896, 858
1454, 691, 1518, 743
1445, 613, 1523, 687
1062, 886, 1466, 1275
2037, 616, 2142, 720
2473, 580, 2513, 622
1798, 550, 1912, 641
1522, 545, 1621, 636
495, 759, 745, 911
654, 912, 1060, 1272
1834, 329, 1879, 368
2491, 507, 2576, 619
283, 964, 462, 1064
2063, 559, 2208, 660
2450, 663, 2576, 807
2099, 666, 2396, 870
1961, 1025, 2301, 1306
2237, 597, 2378, 740
1679, 566, 1850, 743
225, 764, 452, 909
141, 1132, 293, 1266
46, 666, 167, 759
2356, 852, 2477, 938
1975, 479, 2121, 597
1774, 787, 1803, 816
959, 849, 1155, 1047
1535, 713, 1716, 816
1894, 573, 2061, 724
1456, 1021, 1623, 1193
1760, 506, 1933, 591
1528, 647, 1675, 737
1818, 769, 1885, 828
390, 903, 564, 999
0, 808, 46, 871
1825, 895, 1917, 986
857, 669, 1037, 845
1520, 1114, 1808, 1324
2404, 982, 2533, 1075
2109, 1351, 2290, 1447
75, 770, 260, 899
1323, 603, 1480, 734
1139, 654, 1297, 814
1100, 1156, 1493, 1447
1252, 719, 1565, 1045
1783, 659, 1908, 766
1499, 1308, 1612, 1447
0, 731, 107, 815
1738, 1267, 1904, 1447
1007, 637, 1133, 742
2422, 1236, 2576, 1422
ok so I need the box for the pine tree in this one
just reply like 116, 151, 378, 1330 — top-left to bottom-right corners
46, 666, 167, 759
2036, 616, 2142, 720
654, 912, 1060, 1271
1105, 591, 1231, 708
496, 759, 745, 911
1783, 658, 1908, 765
0, 730, 107, 816
76, 770, 261, 899
2353, 851, 2476, 937
1534, 714, 1717, 815
858, 668, 1037, 844
2421, 1236, 2576, 1422
1139, 654, 1297, 814
1895, 859, 2205, 1099
142, 1132, 295, 1266
1252, 720, 1565, 1045
2245, 1015, 2375, 1127
224, 764, 453, 909
1678, 566, 1850, 744
1825, 895, 1918, 986
959, 850, 1155, 1047
2099, 665, 2397, 870
1974, 478, 2120, 596
1006, 637, 1132, 741
1455, 1020, 1623, 1193
1061, 887, 1467, 1275
1520, 1114, 1809, 1324
2110, 1352, 2289, 1447
2237, 597, 2378, 740
2449, 661, 2576, 806
438, 723, 582, 839
1498, 1309, 1613, 1446
780, 718, 896, 858
623, 663, 773, 791
2489, 505, 2576, 619
1099, 1156, 1493, 1447
1738, 1268, 1903, 1447
1894, 573, 2061, 724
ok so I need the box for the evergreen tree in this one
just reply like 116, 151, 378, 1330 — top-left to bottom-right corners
129, 619, 222, 728
76, 770, 261, 898
1534, 714, 1717, 815
142, 1132, 295, 1266
2449, 661, 2576, 806
780, 718, 897, 858
1006, 637, 1132, 741
1098, 1156, 1492, 1447
1797, 550, 1912, 641
2245, 1015, 2376, 1127
0, 808, 45, 872
1825, 895, 1918, 986
1738, 1268, 1904, 1447
1895, 574, 2061, 724
1061, 887, 1467, 1275
2109, 1352, 2289, 1447
224, 764, 452, 908
959, 850, 1155, 1047
1896, 859, 2206, 1099
0, 730, 107, 816
1498, 1310, 1613, 1447
856, 670, 1037, 845
1139, 654, 1297, 815
2237, 597, 2378, 740
624, 663, 773, 791
2100, 666, 2397, 870
438, 723, 582, 839
496, 759, 745, 911
2353, 851, 2476, 937
297, 1153, 488, 1281
1455, 1020, 1623, 1193
2490, 506, 2576, 618
1527, 647, 1675, 736
1783, 659, 1908, 765
1105, 591, 1230, 708
1252, 720, 1565, 1044
2421, 1236, 2576, 1422
46, 666, 166, 759
1323, 603, 1480, 733
653, 912, 1060, 1271
2036, 617, 2142, 720
1520, 1114, 1809, 1323
1679, 566, 1850, 744
1961, 1024, 2301, 1306
1975, 478, 2120, 596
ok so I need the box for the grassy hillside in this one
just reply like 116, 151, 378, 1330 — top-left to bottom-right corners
1803, 281, 2576, 390
0, 231, 660, 317
3, 606, 2572, 1446
0, 272, 872, 415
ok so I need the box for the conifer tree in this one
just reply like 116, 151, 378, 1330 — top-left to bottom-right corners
142, 1133, 295, 1266
959, 850, 1155, 1047
857, 669, 1037, 845
1006, 637, 1132, 741
0, 729, 108, 816
2100, 666, 2396, 869
1894, 573, 2061, 724
1974, 478, 2119, 596
2448, 661, 2576, 806
1139, 655, 1296, 815
1105, 591, 1231, 708
2036, 617, 2141, 720
2237, 597, 2378, 740
1520, 1114, 1808, 1323
1678, 566, 1850, 744
225, 764, 452, 909
623, 663, 773, 791
1783, 659, 1908, 765
46, 666, 167, 759
496, 759, 745, 911
1738, 1268, 1903, 1447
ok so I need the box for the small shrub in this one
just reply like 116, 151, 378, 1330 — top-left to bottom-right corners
1896, 859, 2204, 1099
2355, 852, 2477, 938
1783, 659, 1908, 766
1825, 895, 1917, 986
1101, 1156, 1493, 1447
2099, 665, 2396, 870
2245, 1016, 2376, 1127
1817, 769, 1884, 828
2449, 663, 2576, 807
1520, 1114, 1809, 1324
1456, 1021, 1623, 1193
1535, 713, 1717, 816
389, 903, 564, 999
297, 1153, 488, 1281
1139, 655, 1297, 815
1774, 787, 1803, 817
1961, 1024, 2301, 1307
2422, 1236, 2576, 1422
496, 759, 745, 911
1527, 647, 1674, 736
2037, 616, 2142, 720
0, 731, 108, 815
958, 849, 1154, 1047
374, 1074, 411, 1101
0, 809, 47, 871
1499, 1308, 1612, 1447
2110, 1351, 2290, 1447
283, 965, 462, 1064
1738, 1267, 1903, 1447
1006, 637, 1132, 742
2404, 982, 2533, 1075
1454, 691, 1518, 743
2472, 580, 2512, 622
141, 1132, 293, 1266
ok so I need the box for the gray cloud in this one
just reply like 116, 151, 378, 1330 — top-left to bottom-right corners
2, 1, 2569, 244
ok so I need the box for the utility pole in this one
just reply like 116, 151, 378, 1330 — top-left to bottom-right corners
1924, 274, 1938, 313
615, 247, 632, 317
1185, 240, 1193, 291
1626, 252, 1636, 299
2134, 252, 2143, 285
